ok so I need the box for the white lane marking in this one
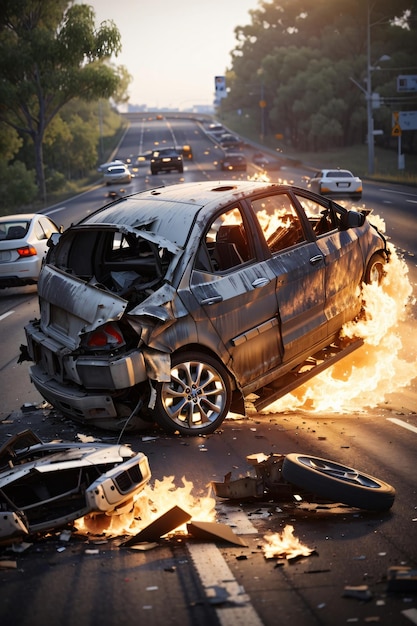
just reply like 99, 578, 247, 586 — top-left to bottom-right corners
387, 417, 417, 435
216, 504, 258, 534
187, 542, 264, 626
378, 188, 417, 199
0, 311, 14, 321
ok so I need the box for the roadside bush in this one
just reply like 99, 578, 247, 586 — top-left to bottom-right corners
0, 161, 38, 214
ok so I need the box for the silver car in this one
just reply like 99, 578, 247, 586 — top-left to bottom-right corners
23, 181, 388, 436
0, 213, 61, 288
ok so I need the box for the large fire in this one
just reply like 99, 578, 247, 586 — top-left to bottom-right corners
260, 240, 415, 414
74, 182, 415, 539
75, 475, 216, 537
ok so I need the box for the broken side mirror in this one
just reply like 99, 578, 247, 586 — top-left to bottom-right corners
340, 210, 365, 230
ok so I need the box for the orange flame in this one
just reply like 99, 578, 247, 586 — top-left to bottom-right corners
263, 525, 315, 560
261, 239, 415, 414
75, 475, 216, 537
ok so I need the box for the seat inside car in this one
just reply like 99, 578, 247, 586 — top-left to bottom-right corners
214, 224, 249, 270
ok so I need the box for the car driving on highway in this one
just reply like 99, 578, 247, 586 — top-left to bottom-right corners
0, 213, 61, 289
308, 168, 363, 200
22, 180, 388, 437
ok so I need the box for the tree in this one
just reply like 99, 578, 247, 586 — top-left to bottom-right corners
225, 0, 417, 153
0, 0, 123, 203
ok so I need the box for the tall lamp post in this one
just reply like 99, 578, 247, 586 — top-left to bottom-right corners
350, 3, 389, 175
366, 3, 375, 175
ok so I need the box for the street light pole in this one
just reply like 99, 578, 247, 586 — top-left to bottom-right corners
366, 1, 375, 175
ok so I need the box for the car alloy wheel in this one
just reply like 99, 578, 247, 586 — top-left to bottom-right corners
282, 453, 395, 510
154, 351, 232, 435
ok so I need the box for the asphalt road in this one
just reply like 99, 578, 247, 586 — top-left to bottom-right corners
1, 115, 416, 626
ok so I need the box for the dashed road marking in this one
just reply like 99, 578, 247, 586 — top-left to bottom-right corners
387, 417, 417, 435
0, 311, 14, 321
187, 542, 264, 626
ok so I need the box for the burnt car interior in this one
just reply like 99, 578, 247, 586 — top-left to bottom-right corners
52, 228, 173, 305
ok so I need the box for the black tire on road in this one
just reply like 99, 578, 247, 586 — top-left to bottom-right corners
153, 351, 232, 436
364, 252, 386, 285
282, 453, 395, 511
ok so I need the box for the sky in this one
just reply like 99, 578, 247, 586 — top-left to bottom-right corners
85, 0, 259, 109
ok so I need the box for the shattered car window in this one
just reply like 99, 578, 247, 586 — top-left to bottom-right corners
251, 194, 306, 253
195, 206, 255, 273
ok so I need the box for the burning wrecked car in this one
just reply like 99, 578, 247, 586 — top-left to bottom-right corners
0, 430, 151, 540
22, 180, 389, 436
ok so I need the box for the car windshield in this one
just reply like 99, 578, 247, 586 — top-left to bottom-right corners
0, 220, 30, 240
327, 171, 353, 177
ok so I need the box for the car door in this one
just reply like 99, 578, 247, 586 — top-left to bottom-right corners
189, 204, 283, 387
294, 192, 365, 335
250, 191, 328, 363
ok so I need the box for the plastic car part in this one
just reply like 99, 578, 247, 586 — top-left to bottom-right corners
153, 351, 232, 435
282, 453, 395, 510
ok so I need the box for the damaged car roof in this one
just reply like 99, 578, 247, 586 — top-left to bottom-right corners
83, 181, 280, 248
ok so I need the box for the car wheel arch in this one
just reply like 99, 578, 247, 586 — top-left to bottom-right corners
151, 347, 240, 435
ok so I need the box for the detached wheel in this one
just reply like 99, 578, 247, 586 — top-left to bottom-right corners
364, 252, 386, 285
153, 351, 232, 436
282, 453, 395, 511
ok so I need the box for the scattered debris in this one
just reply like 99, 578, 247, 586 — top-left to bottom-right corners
402, 608, 417, 625
212, 453, 294, 501
122, 506, 191, 546
187, 521, 248, 547
387, 566, 417, 592
342, 585, 373, 602
0, 559, 17, 569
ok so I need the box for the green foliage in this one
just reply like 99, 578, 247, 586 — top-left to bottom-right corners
0, 160, 37, 213
224, 0, 417, 161
0, 0, 126, 202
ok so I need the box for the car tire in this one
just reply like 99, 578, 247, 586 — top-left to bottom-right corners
178, 166, 184, 173
282, 453, 395, 510
364, 252, 386, 285
153, 351, 232, 436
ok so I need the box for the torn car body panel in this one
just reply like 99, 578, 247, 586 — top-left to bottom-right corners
0, 430, 151, 540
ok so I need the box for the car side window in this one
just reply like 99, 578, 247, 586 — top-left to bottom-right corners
251, 194, 306, 254
295, 194, 338, 236
195, 206, 254, 273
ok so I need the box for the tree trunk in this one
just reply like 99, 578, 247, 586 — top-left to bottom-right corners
33, 131, 47, 205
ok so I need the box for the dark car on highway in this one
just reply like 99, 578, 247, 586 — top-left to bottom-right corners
23, 181, 389, 437
150, 147, 183, 175
220, 152, 247, 171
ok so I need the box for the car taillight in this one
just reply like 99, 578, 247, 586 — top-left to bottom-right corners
86, 323, 125, 349
17, 245, 37, 258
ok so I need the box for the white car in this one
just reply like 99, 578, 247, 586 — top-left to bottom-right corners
309, 169, 362, 200
103, 163, 132, 185
0, 213, 61, 289
0, 430, 151, 539
97, 159, 124, 173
